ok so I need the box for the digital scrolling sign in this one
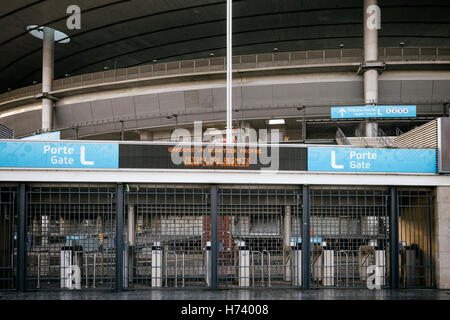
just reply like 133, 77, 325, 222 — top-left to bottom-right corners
118, 144, 308, 171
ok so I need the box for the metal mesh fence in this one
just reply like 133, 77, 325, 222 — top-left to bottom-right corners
310, 187, 390, 288
123, 185, 210, 289
0, 184, 436, 291
25, 184, 116, 290
0, 185, 17, 290
218, 186, 302, 288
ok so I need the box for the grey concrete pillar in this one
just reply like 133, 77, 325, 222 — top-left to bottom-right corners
436, 187, 450, 289
42, 27, 55, 132
363, 0, 379, 137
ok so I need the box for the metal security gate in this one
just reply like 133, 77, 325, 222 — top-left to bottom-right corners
0, 185, 17, 290
123, 185, 210, 289
398, 189, 434, 288
218, 186, 302, 288
309, 187, 390, 288
25, 184, 116, 290
0, 183, 437, 292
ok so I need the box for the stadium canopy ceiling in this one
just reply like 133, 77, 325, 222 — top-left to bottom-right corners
0, 0, 449, 93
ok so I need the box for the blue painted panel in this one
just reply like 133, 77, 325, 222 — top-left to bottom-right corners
331, 105, 416, 118
0, 142, 118, 168
308, 147, 436, 173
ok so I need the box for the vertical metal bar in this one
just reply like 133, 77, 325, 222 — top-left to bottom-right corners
226, 0, 233, 143
210, 185, 218, 290
17, 184, 26, 292
428, 195, 433, 287
116, 183, 124, 292
302, 185, 310, 290
390, 187, 399, 289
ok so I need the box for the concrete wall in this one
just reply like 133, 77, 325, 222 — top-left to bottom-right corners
1, 70, 449, 139
435, 187, 450, 289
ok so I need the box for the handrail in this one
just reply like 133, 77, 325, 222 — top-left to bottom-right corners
37, 252, 40, 289
165, 250, 178, 288
337, 250, 350, 287
1, 47, 448, 104
251, 251, 264, 287
262, 250, 271, 287
336, 127, 351, 145
355, 128, 370, 147
373, 127, 395, 147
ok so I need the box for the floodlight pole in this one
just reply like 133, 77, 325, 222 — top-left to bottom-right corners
226, 0, 233, 143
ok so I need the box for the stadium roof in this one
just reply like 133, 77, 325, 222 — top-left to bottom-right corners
0, 0, 449, 92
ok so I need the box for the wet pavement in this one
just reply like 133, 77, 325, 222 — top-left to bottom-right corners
0, 288, 449, 300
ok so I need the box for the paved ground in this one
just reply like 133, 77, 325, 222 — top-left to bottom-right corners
0, 288, 449, 300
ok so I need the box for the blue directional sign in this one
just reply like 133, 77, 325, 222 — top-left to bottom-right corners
0, 142, 119, 168
331, 105, 416, 119
308, 147, 436, 173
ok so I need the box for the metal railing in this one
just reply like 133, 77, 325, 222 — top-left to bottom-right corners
336, 127, 351, 145
355, 128, 370, 147
1, 47, 449, 105
373, 127, 395, 148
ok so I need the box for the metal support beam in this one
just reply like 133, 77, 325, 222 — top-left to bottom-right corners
390, 187, 399, 289
226, 0, 233, 143
302, 185, 310, 290
210, 185, 218, 290
17, 184, 26, 291
115, 183, 124, 292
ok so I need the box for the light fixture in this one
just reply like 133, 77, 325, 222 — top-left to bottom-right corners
399, 42, 405, 47
103, 66, 109, 70
339, 44, 344, 48
152, 59, 157, 63
273, 48, 278, 52
268, 119, 285, 125
64, 73, 70, 77
27, 25, 70, 43
210, 53, 214, 56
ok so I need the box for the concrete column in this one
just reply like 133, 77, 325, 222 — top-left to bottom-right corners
363, 0, 379, 137
42, 27, 55, 132
435, 187, 450, 289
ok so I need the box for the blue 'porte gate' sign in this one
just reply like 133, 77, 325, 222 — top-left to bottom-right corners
331, 105, 416, 119
0, 141, 437, 174
0, 142, 119, 168
308, 147, 436, 173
